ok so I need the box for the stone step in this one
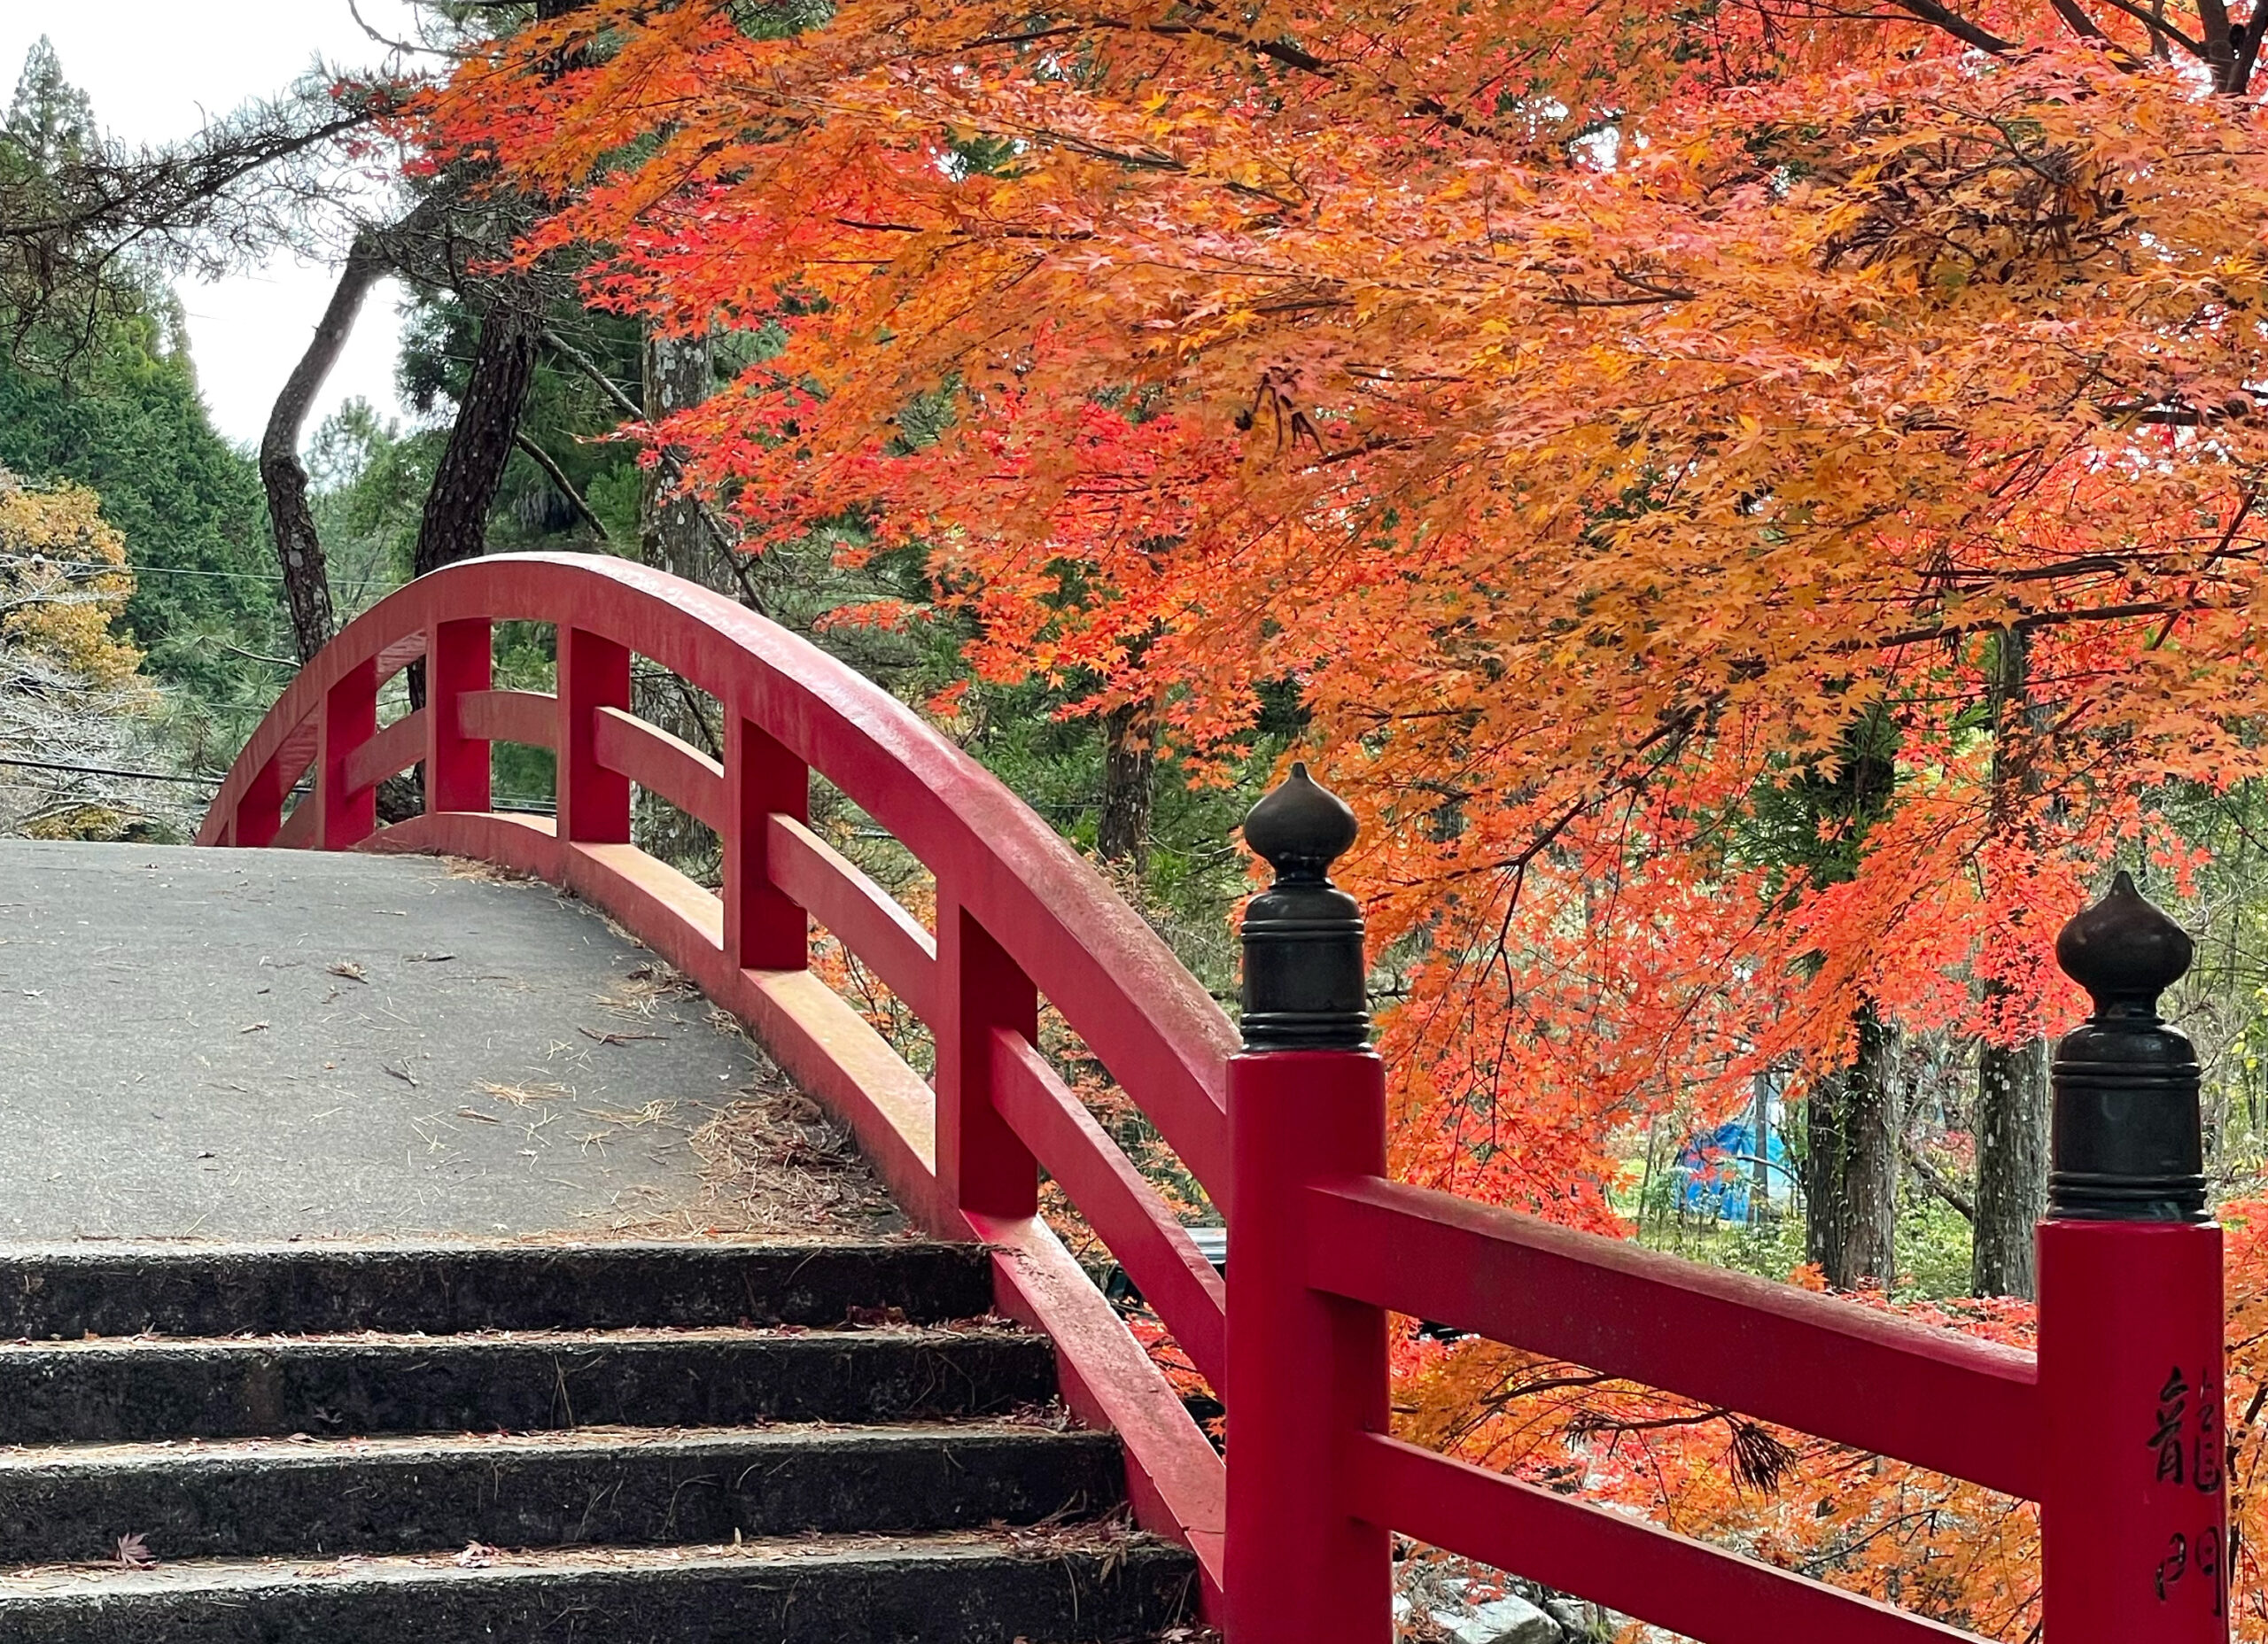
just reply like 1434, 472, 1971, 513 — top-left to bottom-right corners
0, 1423, 1122, 1566
0, 1532, 1199, 1643
0, 1328, 1057, 1444
0, 1241, 992, 1340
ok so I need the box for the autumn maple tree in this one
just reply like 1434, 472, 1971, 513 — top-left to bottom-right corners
417, 0, 2268, 1633
0, 470, 153, 837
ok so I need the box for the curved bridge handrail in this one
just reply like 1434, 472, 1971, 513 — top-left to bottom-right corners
198, 553, 1234, 1597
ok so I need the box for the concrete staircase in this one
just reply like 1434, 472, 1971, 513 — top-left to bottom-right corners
0, 1241, 1196, 1641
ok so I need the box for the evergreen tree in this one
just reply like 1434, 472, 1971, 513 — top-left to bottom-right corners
5, 36, 96, 167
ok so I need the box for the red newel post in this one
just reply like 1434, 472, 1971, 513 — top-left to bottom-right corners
1226, 764, 1392, 1644
2039, 872, 2227, 1644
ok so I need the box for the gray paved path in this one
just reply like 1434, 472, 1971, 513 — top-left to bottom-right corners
0, 842, 764, 1242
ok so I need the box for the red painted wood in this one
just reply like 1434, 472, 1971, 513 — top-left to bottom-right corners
317, 657, 378, 850
1226, 1051, 1392, 1644
426, 618, 493, 813
1306, 1175, 2042, 1501
234, 749, 291, 848
593, 705, 726, 831
194, 554, 1234, 1207
558, 628, 631, 844
2040, 1220, 2229, 1644
457, 688, 555, 751
373, 632, 426, 687
972, 1206, 1226, 1611
767, 813, 936, 1022
1347, 1433, 1974, 1644
206, 554, 2174, 1644
271, 792, 318, 849
990, 1027, 1226, 1389
240, 718, 321, 849
199, 557, 1233, 1602
342, 710, 426, 799
726, 719, 808, 973
936, 905, 1040, 1221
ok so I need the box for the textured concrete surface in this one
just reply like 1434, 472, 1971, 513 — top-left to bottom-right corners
0, 1241, 996, 1339
0, 1328, 1058, 1443
0, 841, 759, 1241
0, 1423, 1125, 1563
0, 1536, 1200, 1644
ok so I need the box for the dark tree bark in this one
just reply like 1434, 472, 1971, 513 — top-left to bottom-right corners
260, 234, 388, 663
640, 329, 711, 582
1804, 1003, 1900, 1290
1795, 709, 1902, 1290
1972, 1037, 2047, 1292
633, 325, 719, 866
412, 301, 542, 579
1098, 698, 1158, 871
1972, 625, 2051, 1298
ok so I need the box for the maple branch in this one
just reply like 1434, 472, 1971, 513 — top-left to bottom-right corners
1919, 542, 2268, 585
1548, 268, 1698, 308
2042, 0, 2116, 43
1876, 0, 2017, 52
965, 16, 1332, 77
2080, 0, 2206, 52
1863, 600, 2201, 652
2104, 397, 2258, 425
2148, 485, 2256, 648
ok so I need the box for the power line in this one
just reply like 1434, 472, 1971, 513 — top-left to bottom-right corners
0, 552, 286, 585
0, 755, 221, 787
0, 756, 557, 815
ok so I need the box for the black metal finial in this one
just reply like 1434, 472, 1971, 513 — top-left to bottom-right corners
1239, 763, 1371, 1051
2054, 870, 2194, 1022
2047, 871, 2207, 1222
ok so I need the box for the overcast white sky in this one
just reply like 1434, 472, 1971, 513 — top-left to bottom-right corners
0, 2, 428, 447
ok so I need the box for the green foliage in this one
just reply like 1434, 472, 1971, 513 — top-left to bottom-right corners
307, 398, 431, 611
0, 36, 282, 754
0, 307, 281, 701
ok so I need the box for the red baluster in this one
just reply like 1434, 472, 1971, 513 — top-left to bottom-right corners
936, 904, 1039, 1221
317, 656, 378, 849
726, 715, 808, 971
2039, 872, 2228, 1644
557, 627, 630, 843
426, 618, 493, 814
1225, 765, 1392, 1644
234, 756, 288, 848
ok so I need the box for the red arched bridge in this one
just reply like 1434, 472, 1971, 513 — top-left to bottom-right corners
47, 554, 2241, 1640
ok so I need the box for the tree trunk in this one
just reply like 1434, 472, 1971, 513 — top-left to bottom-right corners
412, 301, 542, 580
640, 329, 711, 582
1750, 1072, 1774, 1222
1972, 624, 2050, 1298
260, 236, 386, 663
1804, 1003, 1899, 1290
632, 326, 718, 867
1098, 698, 1157, 871
1972, 1037, 2047, 1294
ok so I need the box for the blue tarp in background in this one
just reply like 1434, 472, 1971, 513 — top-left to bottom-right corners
1676, 1121, 1797, 1222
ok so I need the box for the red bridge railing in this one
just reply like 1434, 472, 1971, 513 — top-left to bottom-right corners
202, 555, 2229, 1644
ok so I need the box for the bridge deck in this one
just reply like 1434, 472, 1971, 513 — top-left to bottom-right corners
0, 841, 882, 1244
